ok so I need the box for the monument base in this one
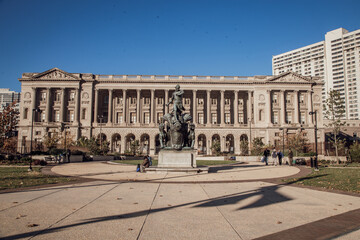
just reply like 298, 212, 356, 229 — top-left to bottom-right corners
158, 149, 197, 168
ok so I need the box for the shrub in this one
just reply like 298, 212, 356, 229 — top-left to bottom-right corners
48, 148, 64, 156
349, 143, 360, 163
7, 155, 14, 161
20, 157, 32, 163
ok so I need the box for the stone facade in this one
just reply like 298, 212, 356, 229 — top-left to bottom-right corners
18, 68, 325, 155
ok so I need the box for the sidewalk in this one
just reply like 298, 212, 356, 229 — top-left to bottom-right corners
0, 162, 359, 240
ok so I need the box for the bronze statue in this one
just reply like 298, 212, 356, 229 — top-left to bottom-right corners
160, 85, 195, 150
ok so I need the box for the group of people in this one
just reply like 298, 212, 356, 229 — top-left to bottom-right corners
262, 148, 294, 166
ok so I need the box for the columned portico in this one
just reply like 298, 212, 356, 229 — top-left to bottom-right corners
18, 69, 324, 156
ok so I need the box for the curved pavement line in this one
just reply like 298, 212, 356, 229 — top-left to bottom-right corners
50, 161, 303, 184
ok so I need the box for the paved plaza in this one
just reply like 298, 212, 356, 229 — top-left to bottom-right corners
0, 162, 359, 240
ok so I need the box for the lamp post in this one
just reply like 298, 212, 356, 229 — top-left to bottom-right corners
248, 118, 252, 155
63, 125, 70, 163
29, 108, 41, 171
98, 115, 104, 154
309, 111, 318, 170
279, 127, 285, 154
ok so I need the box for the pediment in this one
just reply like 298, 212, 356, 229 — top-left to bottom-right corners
33, 68, 80, 80
268, 72, 314, 84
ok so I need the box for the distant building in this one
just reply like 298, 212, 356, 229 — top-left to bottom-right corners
0, 88, 20, 112
272, 28, 360, 120
18, 68, 325, 155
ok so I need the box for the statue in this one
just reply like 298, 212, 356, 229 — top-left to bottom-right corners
160, 85, 195, 150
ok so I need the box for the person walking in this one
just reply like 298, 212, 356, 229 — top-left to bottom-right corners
277, 150, 283, 165
271, 148, 278, 166
263, 148, 270, 165
288, 149, 293, 166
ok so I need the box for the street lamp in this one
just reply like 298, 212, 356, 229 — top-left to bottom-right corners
63, 125, 70, 163
279, 127, 285, 155
309, 111, 318, 170
98, 115, 104, 154
248, 117, 252, 155
29, 107, 42, 171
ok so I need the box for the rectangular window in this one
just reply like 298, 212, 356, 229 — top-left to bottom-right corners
41, 92, 46, 101
300, 94, 305, 103
239, 112, 244, 124
41, 112, 46, 122
273, 94, 278, 103
198, 113, 204, 124
286, 94, 291, 103
117, 112, 123, 124
185, 98, 190, 105
157, 112, 163, 123
225, 98, 230, 105
300, 112, 306, 124
24, 108, 28, 119
69, 92, 75, 101
130, 112, 136, 123
55, 92, 61, 101
68, 111, 74, 122
144, 112, 150, 124
211, 98, 217, 105
198, 98, 204, 105
81, 108, 86, 120
286, 111, 292, 123
273, 112, 278, 124
130, 97, 136, 105
211, 113, 217, 124
225, 113, 231, 124
144, 98, 150, 105
117, 97, 123, 105
238, 99, 244, 106
157, 98, 163, 105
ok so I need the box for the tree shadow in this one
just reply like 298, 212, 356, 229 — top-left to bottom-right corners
3, 183, 294, 239
208, 164, 263, 173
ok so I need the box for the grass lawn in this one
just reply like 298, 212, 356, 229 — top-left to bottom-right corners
284, 167, 360, 193
113, 160, 237, 166
0, 167, 78, 191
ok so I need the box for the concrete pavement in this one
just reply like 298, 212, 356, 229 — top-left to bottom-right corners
0, 162, 359, 240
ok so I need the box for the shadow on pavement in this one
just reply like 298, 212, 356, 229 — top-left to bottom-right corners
3, 184, 294, 239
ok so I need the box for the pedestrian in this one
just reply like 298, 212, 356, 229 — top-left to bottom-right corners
277, 150, 283, 165
147, 155, 152, 166
271, 148, 278, 166
288, 149, 293, 166
67, 149, 71, 163
140, 156, 150, 172
263, 148, 270, 165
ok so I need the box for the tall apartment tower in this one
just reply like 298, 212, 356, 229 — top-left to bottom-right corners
272, 28, 360, 120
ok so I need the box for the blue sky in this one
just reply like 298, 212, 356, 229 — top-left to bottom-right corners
1, 0, 359, 92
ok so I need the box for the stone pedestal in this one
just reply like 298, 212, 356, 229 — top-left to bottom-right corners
158, 149, 197, 168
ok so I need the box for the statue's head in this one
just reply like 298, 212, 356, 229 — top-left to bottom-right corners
175, 84, 180, 91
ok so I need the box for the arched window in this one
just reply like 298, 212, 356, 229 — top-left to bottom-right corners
24, 108, 28, 119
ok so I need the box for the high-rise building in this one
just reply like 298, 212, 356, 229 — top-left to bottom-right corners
0, 88, 20, 112
272, 28, 360, 120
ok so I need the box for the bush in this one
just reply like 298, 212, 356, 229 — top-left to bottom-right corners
0, 154, 5, 160
349, 143, 360, 163
7, 155, 14, 161
301, 152, 316, 157
20, 157, 32, 163
34, 159, 47, 166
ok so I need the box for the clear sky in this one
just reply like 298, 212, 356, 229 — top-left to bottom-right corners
0, 0, 359, 92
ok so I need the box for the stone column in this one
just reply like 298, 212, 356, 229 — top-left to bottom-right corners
234, 90, 238, 126
192, 90, 197, 124
45, 88, 51, 123
220, 90, 225, 125
149, 134, 155, 155
136, 89, 140, 124
122, 89, 127, 124
150, 89, 155, 125
94, 89, 99, 124
75, 88, 80, 124
108, 89, 113, 124
308, 90, 313, 125
206, 90, 211, 125
267, 90, 272, 126
294, 90, 299, 123
280, 90, 285, 125
61, 88, 66, 122
247, 91, 252, 124
165, 90, 169, 114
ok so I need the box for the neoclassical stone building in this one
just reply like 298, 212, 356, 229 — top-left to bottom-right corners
18, 68, 324, 155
